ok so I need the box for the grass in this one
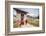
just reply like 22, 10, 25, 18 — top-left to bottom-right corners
13, 18, 39, 28
27, 18, 39, 27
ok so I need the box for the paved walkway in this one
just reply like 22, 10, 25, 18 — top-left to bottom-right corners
21, 23, 34, 28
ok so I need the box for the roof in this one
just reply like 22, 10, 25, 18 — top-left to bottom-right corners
13, 8, 28, 14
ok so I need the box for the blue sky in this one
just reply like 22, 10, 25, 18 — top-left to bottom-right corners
13, 8, 39, 17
